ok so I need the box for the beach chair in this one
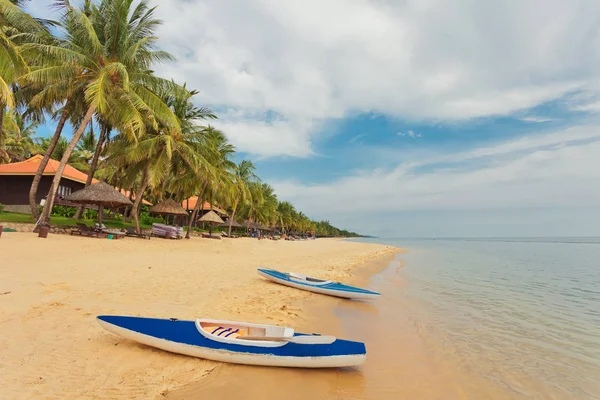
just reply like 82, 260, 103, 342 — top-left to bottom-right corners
202, 233, 222, 240
71, 223, 107, 238
102, 228, 127, 239
125, 227, 151, 240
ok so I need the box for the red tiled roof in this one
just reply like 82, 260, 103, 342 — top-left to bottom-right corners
0, 155, 153, 206
182, 196, 227, 216
0, 154, 98, 185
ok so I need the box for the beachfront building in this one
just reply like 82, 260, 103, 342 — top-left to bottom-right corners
182, 196, 228, 217
0, 155, 99, 213
0, 156, 150, 214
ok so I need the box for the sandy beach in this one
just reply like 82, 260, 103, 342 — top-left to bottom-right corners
0, 233, 397, 400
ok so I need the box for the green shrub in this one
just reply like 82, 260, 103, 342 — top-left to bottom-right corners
83, 209, 97, 220
0, 203, 4, 213
51, 205, 77, 217
140, 212, 163, 226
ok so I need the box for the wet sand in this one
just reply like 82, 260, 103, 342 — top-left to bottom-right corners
165, 253, 397, 400
0, 233, 396, 399
169, 250, 519, 400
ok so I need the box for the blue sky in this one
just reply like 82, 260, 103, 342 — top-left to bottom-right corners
27, 0, 600, 237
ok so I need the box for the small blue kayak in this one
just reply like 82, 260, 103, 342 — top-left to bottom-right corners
257, 268, 381, 300
97, 315, 366, 368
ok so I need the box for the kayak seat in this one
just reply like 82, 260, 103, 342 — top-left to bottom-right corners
205, 326, 246, 339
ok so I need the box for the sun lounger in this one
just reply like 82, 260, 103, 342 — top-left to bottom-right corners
102, 229, 126, 239
202, 233, 222, 240
71, 223, 108, 238
125, 227, 151, 240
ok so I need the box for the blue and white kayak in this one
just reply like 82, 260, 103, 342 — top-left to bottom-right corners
257, 268, 381, 300
97, 315, 366, 368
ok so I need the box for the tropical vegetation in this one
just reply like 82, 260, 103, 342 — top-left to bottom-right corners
0, 0, 360, 238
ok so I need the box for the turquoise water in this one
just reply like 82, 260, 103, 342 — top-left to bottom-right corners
354, 238, 600, 399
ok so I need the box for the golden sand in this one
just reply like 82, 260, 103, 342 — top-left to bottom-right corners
0, 233, 397, 399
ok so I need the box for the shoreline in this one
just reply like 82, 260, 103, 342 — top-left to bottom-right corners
0, 233, 399, 399
164, 246, 402, 399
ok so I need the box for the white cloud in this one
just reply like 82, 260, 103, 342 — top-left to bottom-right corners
213, 112, 316, 158
27, 0, 600, 157
571, 101, 600, 113
397, 130, 422, 138
272, 125, 600, 224
519, 116, 554, 123
147, 0, 600, 157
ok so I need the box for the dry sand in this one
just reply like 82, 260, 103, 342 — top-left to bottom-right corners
0, 233, 397, 400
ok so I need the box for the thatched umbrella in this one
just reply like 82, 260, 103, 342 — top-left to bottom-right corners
218, 218, 241, 228
65, 182, 133, 227
149, 199, 188, 216
199, 210, 224, 235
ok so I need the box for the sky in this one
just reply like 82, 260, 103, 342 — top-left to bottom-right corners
26, 0, 600, 237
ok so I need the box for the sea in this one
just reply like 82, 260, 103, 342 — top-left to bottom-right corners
169, 237, 600, 400
338, 237, 600, 399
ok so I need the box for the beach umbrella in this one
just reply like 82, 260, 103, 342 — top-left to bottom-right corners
149, 199, 188, 216
65, 182, 133, 227
218, 218, 242, 228
199, 210, 224, 235
149, 199, 189, 226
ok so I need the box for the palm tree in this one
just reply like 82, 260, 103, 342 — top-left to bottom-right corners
104, 119, 214, 232
25, 0, 181, 224
0, 0, 45, 156
72, 120, 110, 219
183, 126, 234, 238
221, 160, 257, 236
0, 108, 38, 162
277, 201, 296, 235
71, 125, 96, 172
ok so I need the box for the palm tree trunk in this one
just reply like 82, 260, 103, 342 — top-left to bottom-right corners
228, 200, 239, 236
132, 166, 149, 233
123, 187, 134, 220
40, 105, 96, 225
74, 123, 108, 219
185, 184, 207, 239
29, 103, 70, 217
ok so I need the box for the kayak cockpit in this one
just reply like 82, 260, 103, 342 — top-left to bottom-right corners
196, 319, 294, 347
286, 272, 332, 286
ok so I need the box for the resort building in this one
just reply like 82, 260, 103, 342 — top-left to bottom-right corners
0, 155, 98, 213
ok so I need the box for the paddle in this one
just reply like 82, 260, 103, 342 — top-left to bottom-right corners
238, 335, 336, 344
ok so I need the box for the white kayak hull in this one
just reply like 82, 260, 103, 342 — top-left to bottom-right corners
97, 316, 366, 368
258, 268, 381, 300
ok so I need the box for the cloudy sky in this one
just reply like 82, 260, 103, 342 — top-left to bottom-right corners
28, 0, 600, 237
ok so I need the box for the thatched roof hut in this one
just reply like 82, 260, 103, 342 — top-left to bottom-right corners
218, 218, 242, 228
149, 199, 188, 216
199, 210, 224, 224
65, 182, 133, 208
65, 182, 133, 226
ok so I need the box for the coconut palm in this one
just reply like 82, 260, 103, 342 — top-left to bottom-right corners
0, 0, 46, 154
277, 201, 296, 235
24, 0, 181, 224
219, 160, 257, 236
182, 126, 234, 238
0, 109, 38, 162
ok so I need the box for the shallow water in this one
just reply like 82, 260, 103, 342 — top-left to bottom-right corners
349, 237, 600, 399
168, 238, 600, 399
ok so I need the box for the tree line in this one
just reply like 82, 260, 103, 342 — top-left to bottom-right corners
0, 0, 361, 238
